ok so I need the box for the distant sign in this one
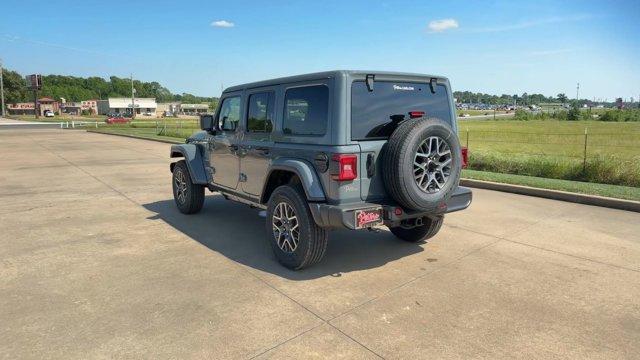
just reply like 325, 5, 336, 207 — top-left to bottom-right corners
26, 74, 42, 90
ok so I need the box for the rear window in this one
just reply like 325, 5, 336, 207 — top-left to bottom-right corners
351, 81, 452, 140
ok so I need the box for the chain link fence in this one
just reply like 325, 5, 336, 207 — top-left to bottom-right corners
460, 128, 640, 186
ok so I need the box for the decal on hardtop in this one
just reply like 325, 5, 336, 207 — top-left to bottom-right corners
393, 85, 415, 91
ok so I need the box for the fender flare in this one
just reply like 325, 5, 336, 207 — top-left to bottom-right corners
265, 159, 326, 202
170, 144, 209, 184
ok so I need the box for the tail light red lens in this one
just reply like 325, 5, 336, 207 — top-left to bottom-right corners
409, 111, 425, 119
331, 154, 358, 181
461, 147, 469, 169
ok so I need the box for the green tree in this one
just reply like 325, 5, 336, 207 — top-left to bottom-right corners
557, 93, 568, 104
567, 103, 581, 121
1, 69, 30, 103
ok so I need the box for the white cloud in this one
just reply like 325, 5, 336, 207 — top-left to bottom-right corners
211, 20, 234, 28
427, 19, 459, 33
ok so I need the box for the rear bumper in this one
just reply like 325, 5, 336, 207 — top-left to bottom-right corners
309, 186, 472, 229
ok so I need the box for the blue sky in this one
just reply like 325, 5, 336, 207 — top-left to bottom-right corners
1, 0, 638, 100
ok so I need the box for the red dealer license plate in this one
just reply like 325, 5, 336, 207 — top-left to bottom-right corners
354, 208, 383, 229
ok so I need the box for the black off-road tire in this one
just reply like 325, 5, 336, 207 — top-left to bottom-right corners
172, 160, 205, 214
266, 185, 328, 270
382, 118, 462, 212
389, 216, 444, 243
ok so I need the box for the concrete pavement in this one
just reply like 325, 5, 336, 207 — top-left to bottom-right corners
0, 128, 638, 359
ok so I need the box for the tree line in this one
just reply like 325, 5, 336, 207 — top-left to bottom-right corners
1, 68, 600, 108
1, 68, 218, 107
453, 91, 579, 105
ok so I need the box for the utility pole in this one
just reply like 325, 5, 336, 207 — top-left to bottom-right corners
34, 89, 39, 119
0, 58, 5, 117
576, 82, 580, 101
130, 73, 135, 119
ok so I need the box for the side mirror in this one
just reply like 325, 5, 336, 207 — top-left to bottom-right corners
199, 115, 217, 133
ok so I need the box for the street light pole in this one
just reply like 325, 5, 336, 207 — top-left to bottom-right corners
0, 58, 5, 117
130, 73, 135, 119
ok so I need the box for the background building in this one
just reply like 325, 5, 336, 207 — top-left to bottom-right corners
37, 97, 59, 116
81, 100, 98, 114
156, 102, 181, 117
8, 98, 59, 116
180, 103, 209, 115
97, 98, 157, 115
7, 103, 35, 115
60, 102, 83, 115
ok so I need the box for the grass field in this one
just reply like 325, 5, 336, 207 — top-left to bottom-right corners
457, 120, 640, 187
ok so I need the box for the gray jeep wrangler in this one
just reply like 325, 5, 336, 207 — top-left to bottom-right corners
170, 70, 472, 270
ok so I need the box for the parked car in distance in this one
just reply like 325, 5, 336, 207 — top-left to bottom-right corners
105, 116, 130, 124
170, 70, 472, 270
44, 110, 55, 117
144, 111, 153, 116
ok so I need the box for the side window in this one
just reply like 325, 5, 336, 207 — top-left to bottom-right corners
283, 85, 329, 136
247, 92, 274, 133
218, 96, 241, 131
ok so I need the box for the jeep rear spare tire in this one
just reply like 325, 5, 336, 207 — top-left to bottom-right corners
383, 118, 461, 212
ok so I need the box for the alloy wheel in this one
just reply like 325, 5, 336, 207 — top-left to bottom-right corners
413, 136, 452, 193
174, 169, 188, 203
272, 202, 300, 253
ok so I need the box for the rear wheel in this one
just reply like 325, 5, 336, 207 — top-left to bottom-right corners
266, 185, 328, 270
389, 216, 444, 243
172, 160, 205, 214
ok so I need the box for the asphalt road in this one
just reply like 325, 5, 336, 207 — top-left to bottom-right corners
1, 129, 639, 359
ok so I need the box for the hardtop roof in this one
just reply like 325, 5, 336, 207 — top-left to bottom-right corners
223, 70, 448, 94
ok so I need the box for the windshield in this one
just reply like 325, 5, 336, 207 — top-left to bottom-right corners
351, 81, 453, 140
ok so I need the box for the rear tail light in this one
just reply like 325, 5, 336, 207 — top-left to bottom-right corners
409, 111, 425, 119
331, 154, 357, 181
461, 147, 469, 169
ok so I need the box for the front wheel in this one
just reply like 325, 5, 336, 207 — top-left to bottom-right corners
172, 160, 205, 214
389, 215, 444, 243
266, 185, 328, 270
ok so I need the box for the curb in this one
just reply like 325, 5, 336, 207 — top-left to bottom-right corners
86, 130, 183, 144
460, 179, 640, 213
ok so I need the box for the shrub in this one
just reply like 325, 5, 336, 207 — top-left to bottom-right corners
554, 110, 568, 121
513, 110, 552, 121
513, 109, 531, 120
567, 104, 581, 121
467, 151, 640, 187
599, 109, 640, 122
